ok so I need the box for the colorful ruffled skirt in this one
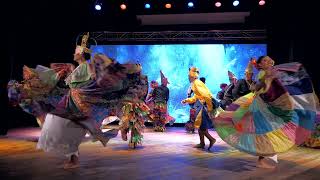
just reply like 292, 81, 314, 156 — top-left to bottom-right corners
214, 63, 318, 156
304, 112, 320, 148
150, 102, 175, 125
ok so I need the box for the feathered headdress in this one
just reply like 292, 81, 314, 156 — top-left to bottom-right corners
75, 32, 92, 55
160, 70, 169, 84
189, 67, 199, 78
227, 71, 236, 79
23, 66, 37, 80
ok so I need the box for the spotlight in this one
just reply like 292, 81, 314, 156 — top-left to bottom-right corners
145, 3, 151, 9
259, 0, 266, 6
233, 0, 239, 6
215, 2, 221, 7
120, 3, 127, 10
165, 3, 172, 9
95, 4, 102, 11
188, 2, 194, 8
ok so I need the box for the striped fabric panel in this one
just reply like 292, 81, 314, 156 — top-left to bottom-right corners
275, 62, 302, 72
226, 103, 240, 111
233, 107, 249, 123
252, 109, 274, 134
254, 134, 276, 156
237, 134, 257, 155
290, 93, 318, 112
215, 126, 237, 140
280, 121, 299, 143
285, 77, 314, 95
224, 133, 240, 146
253, 97, 290, 132
266, 129, 295, 152
293, 109, 316, 130
235, 111, 256, 133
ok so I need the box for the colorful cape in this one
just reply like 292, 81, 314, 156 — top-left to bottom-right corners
8, 54, 149, 133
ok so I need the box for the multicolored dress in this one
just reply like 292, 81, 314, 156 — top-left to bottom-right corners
8, 63, 74, 126
7, 54, 149, 144
150, 85, 174, 132
118, 72, 151, 147
214, 62, 318, 156
304, 112, 320, 148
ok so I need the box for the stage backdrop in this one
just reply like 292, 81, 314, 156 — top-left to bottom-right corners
91, 44, 267, 123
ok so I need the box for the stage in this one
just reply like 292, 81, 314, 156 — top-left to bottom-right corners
1, 127, 320, 180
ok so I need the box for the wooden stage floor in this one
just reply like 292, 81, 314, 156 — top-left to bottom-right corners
1, 127, 320, 180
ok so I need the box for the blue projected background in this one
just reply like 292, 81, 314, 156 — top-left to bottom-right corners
91, 44, 267, 123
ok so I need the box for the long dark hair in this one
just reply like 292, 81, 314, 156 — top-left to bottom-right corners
257, 56, 266, 64
83, 52, 91, 60
253, 56, 267, 70
76, 33, 92, 60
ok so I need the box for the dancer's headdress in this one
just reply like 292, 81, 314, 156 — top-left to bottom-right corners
261, 56, 275, 66
220, 83, 228, 89
227, 71, 236, 79
254, 56, 275, 69
75, 32, 92, 55
160, 70, 169, 84
189, 67, 199, 78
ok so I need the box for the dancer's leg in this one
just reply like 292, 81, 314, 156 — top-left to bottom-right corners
194, 129, 205, 149
203, 129, 216, 151
78, 120, 108, 146
64, 151, 80, 169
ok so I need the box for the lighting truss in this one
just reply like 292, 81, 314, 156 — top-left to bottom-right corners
90, 29, 266, 42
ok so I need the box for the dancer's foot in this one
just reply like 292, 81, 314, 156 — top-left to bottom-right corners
257, 159, 276, 169
194, 143, 205, 149
154, 126, 163, 132
160, 126, 165, 132
129, 142, 136, 149
63, 155, 79, 169
208, 138, 216, 151
63, 162, 79, 169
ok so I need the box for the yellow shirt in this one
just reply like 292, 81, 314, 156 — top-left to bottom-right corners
184, 79, 214, 112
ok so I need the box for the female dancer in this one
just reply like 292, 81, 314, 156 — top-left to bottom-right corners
7, 32, 149, 168
214, 56, 318, 168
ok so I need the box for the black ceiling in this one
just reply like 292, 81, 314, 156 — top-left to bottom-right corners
5, 0, 273, 31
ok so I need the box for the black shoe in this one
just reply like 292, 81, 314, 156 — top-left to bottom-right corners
194, 143, 205, 149
208, 139, 216, 151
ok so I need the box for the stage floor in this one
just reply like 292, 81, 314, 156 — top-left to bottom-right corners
1, 127, 320, 180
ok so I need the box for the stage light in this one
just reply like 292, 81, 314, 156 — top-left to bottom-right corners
145, 3, 151, 9
95, 4, 101, 11
165, 3, 172, 9
120, 3, 127, 10
233, 0, 239, 6
259, 0, 265, 6
215, 2, 222, 7
188, 2, 194, 8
